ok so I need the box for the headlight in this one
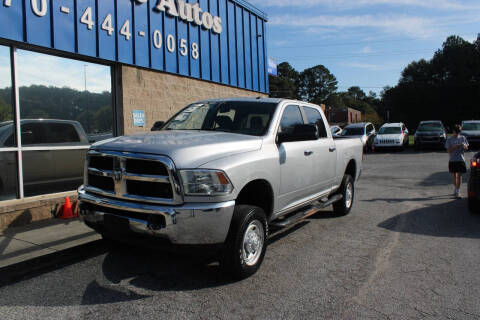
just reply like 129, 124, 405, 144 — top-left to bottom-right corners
441, 133, 446, 138
179, 170, 234, 196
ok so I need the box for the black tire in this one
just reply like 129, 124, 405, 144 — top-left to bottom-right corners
333, 174, 355, 216
221, 205, 268, 280
468, 198, 480, 214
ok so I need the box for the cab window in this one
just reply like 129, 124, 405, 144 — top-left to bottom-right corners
279, 105, 304, 135
303, 106, 327, 138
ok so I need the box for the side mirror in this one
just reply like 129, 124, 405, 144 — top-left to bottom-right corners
277, 124, 319, 144
151, 121, 165, 131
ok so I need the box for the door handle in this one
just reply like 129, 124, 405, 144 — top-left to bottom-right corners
329, 147, 336, 152
304, 151, 314, 156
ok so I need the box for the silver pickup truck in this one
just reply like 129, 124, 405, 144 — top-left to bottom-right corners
78, 98, 363, 279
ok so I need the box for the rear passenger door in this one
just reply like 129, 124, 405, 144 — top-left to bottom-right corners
302, 106, 336, 194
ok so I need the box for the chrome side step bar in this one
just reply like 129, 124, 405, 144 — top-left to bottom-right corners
270, 194, 343, 228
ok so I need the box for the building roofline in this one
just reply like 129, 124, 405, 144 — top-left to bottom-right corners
234, 0, 268, 20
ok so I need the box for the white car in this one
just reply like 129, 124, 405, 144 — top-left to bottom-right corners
373, 123, 409, 150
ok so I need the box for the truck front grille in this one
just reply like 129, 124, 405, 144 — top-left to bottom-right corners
88, 174, 114, 192
89, 155, 114, 171
85, 151, 181, 204
126, 158, 168, 176
126, 180, 173, 199
379, 139, 396, 144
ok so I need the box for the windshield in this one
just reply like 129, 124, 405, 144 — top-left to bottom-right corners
417, 123, 443, 132
341, 127, 364, 136
163, 101, 277, 136
379, 127, 401, 134
462, 123, 480, 131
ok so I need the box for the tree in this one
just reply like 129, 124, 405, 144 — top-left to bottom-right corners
347, 86, 366, 101
380, 35, 480, 130
0, 96, 13, 122
298, 65, 337, 104
269, 62, 299, 99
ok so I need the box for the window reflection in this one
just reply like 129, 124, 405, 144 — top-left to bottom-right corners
17, 50, 112, 197
0, 45, 18, 200
17, 50, 113, 143
0, 45, 15, 147
0, 152, 18, 200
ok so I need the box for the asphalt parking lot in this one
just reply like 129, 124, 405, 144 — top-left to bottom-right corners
1, 150, 479, 320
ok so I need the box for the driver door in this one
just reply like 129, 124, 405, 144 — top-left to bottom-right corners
277, 105, 315, 212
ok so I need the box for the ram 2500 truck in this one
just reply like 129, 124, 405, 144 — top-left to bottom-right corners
78, 98, 363, 279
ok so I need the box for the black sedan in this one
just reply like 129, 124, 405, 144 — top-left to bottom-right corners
468, 152, 480, 213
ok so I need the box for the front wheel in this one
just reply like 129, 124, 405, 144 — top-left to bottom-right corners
333, 174, 355, 216
221, 205, 268, 279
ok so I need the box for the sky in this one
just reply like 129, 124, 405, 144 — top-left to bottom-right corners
0, 46, 111, 93
250, 0, 480, 94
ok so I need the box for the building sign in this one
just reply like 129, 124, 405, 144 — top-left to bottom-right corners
133, 109, 146, 127
0, 0, 269, 93
268, 57, 277, 76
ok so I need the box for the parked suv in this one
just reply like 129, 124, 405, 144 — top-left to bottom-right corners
461, 120, 480, 149
373, 123, 409, 151
341, 122, 376, 151
414, 121, 446, 150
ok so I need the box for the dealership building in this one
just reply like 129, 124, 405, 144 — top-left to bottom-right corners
0, 0, 269, 228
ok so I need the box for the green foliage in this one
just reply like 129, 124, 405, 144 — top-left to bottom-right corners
0, 95, 13, 122
0, 85, 112, 134
269, 62, 299, 99
298, 65, 338, 104
269, 63, 382, 125
383, 34, 480, 130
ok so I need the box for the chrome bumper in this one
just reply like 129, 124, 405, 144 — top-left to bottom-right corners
78, 187, 235, 245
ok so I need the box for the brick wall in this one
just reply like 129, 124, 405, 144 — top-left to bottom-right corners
121, 66, 268, 135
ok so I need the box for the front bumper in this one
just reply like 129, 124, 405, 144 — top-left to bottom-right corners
78, 186, 235, 245
415, 137, 445, 145
373, 142, 402, 148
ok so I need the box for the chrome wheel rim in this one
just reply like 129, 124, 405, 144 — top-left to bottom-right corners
345, 182, 353, 208
242, 220, 264, 266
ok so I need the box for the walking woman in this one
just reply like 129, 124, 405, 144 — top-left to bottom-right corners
445, 124, 469, 198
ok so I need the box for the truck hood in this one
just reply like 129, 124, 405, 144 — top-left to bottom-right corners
91, 130, 263, 168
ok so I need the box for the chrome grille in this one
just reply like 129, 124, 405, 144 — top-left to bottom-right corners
379, 139, 396, 144
84, 150, 182, 205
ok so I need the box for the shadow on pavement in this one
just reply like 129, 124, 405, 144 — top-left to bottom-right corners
378, 200, 480, 239
98, 245, 232, 295
418, 169, 471, 187
362, 194, 455, 203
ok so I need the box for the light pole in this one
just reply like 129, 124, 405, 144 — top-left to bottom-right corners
84, 65, 87, 92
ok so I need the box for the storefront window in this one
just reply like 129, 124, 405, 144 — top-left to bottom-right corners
17, 50, 112, 197
0, 45, 19, 200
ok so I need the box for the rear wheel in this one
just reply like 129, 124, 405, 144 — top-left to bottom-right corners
333, 174, 354, 216
221, 205, 268, 279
